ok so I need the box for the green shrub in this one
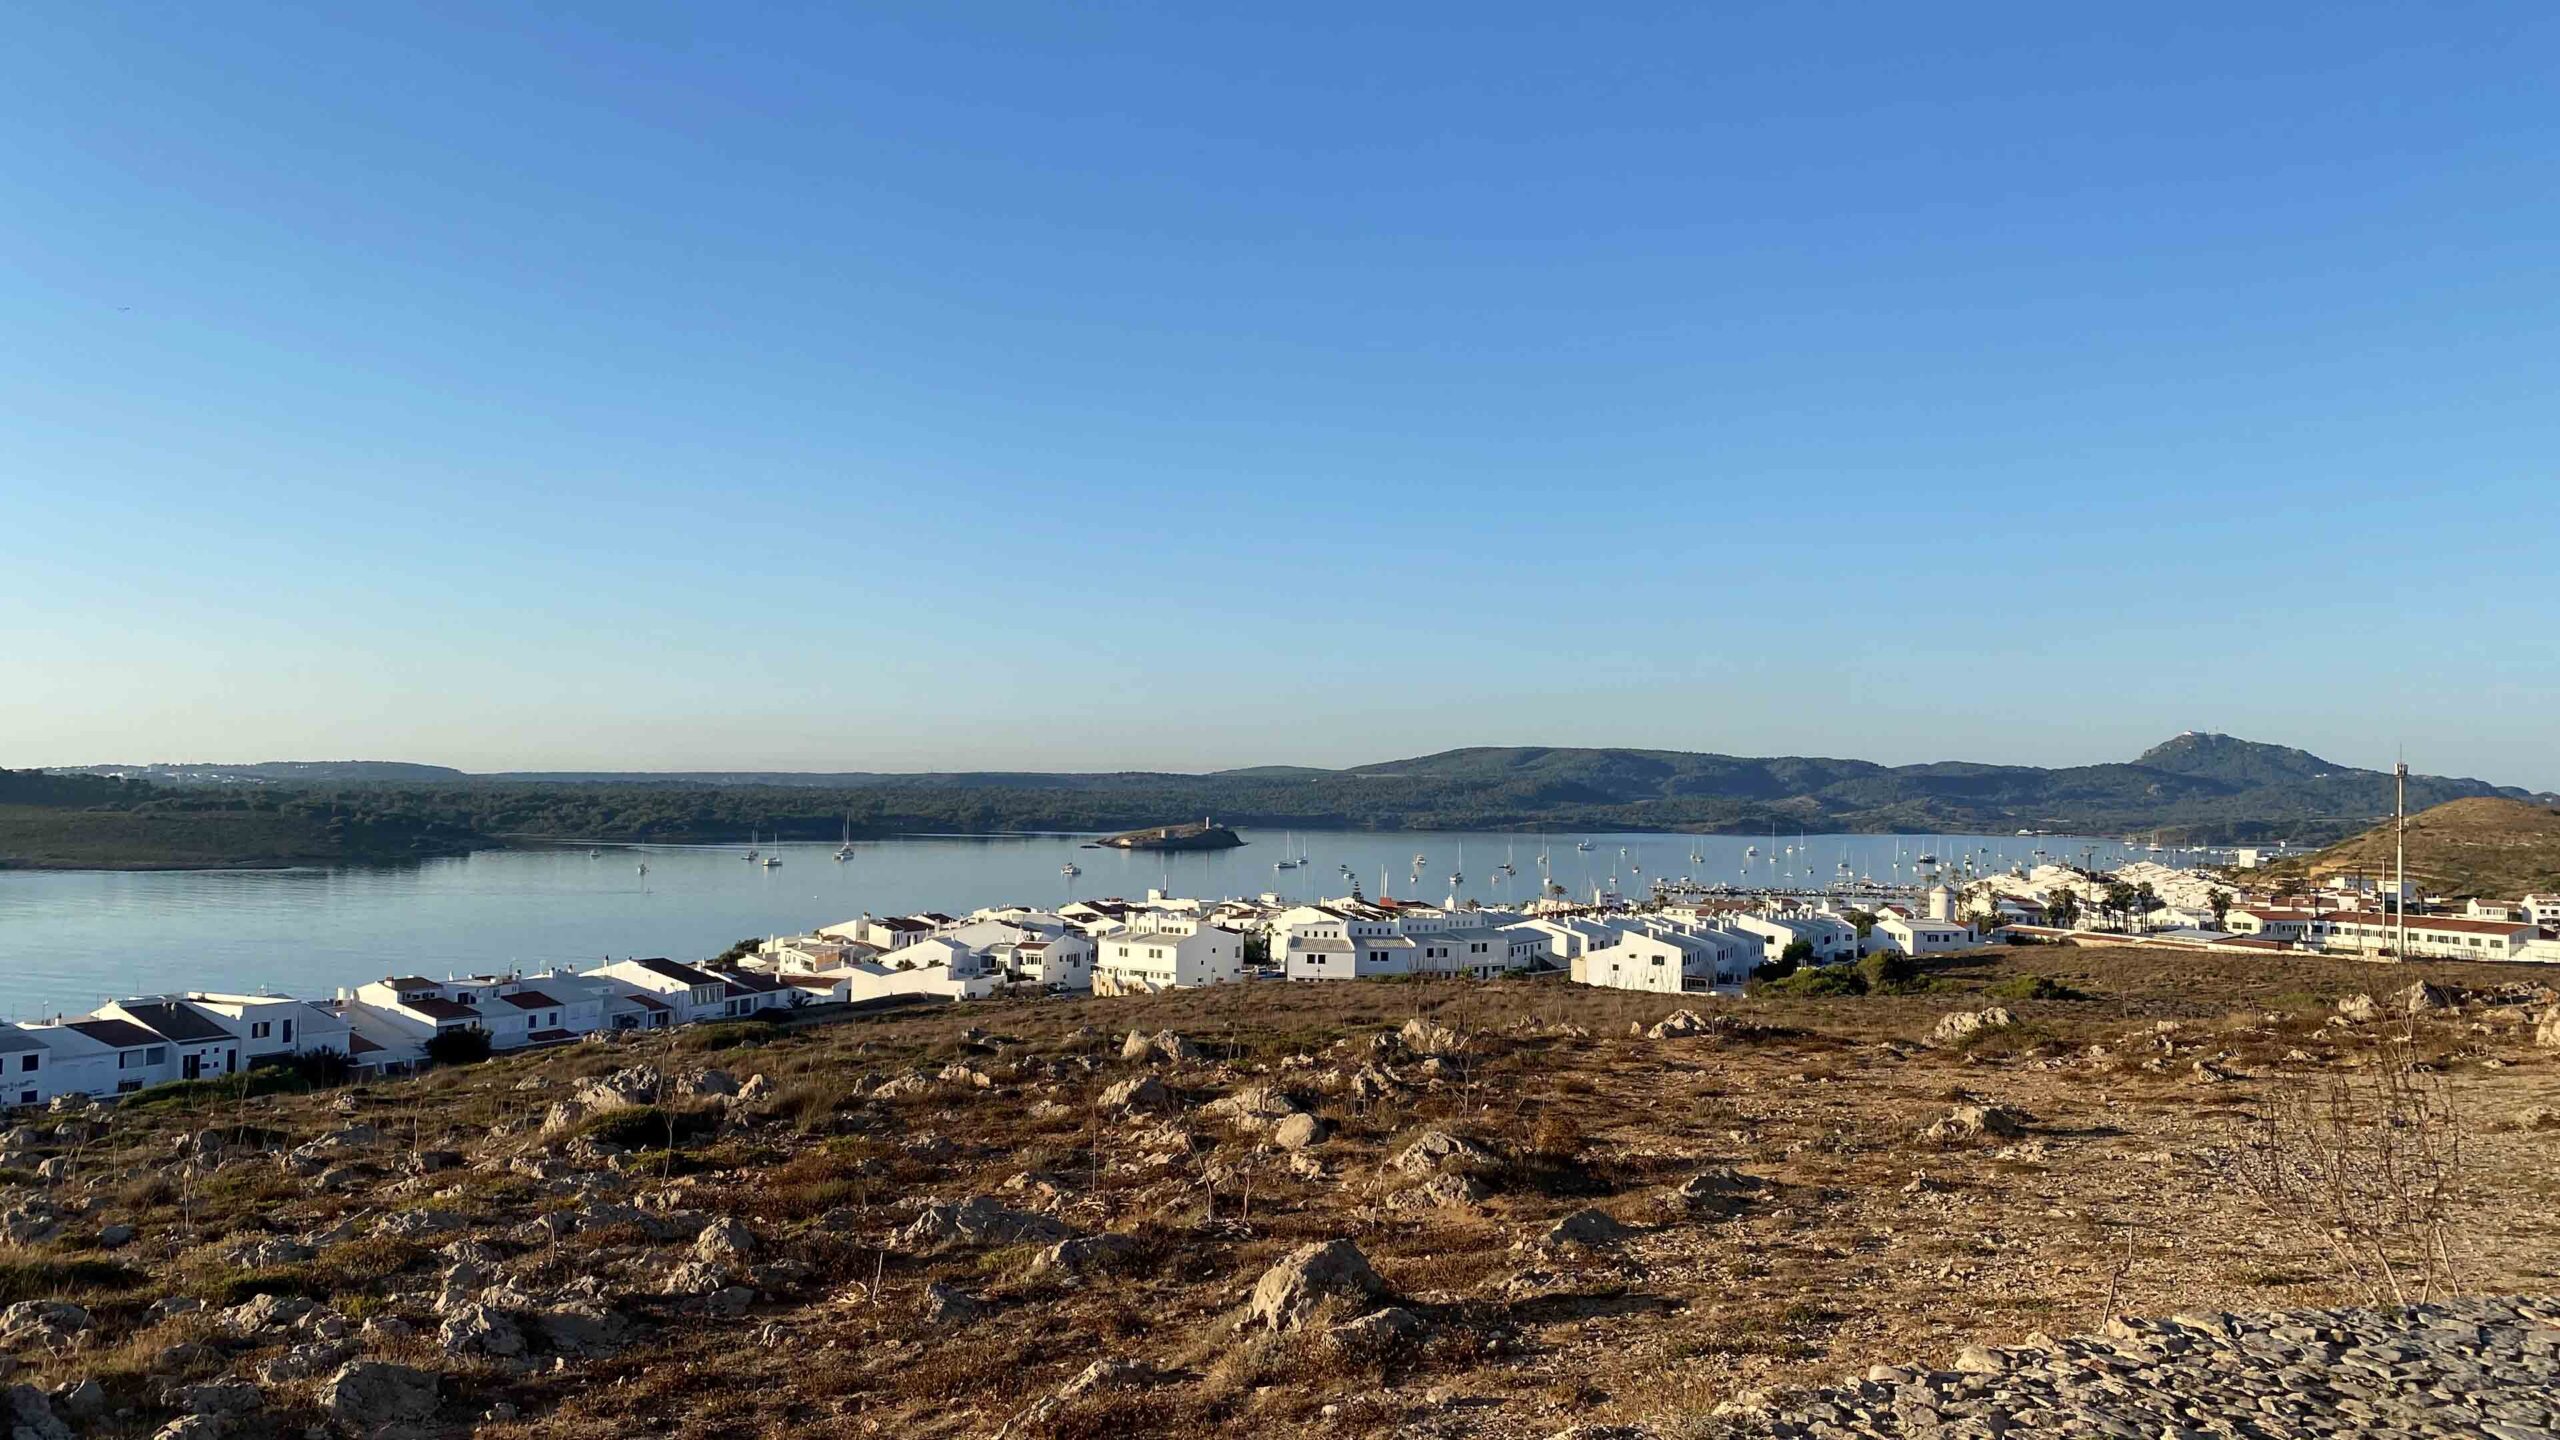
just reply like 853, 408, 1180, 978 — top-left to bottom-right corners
572, 1102, 725, 1150
0, 1256, 145, 1304
1982, 974, 2085, 1001
125, 1051, 349, 1112
423, 1028, 494, 1067
1749, 966, 1865, 998
680, 1018, 783, 1053
1853, 950, 1928, 994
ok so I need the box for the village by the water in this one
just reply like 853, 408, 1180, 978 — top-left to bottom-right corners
12, 820, 2560, 1111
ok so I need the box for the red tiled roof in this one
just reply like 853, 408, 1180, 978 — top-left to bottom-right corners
498, 990, 561, 1010
402, 996, 481, 1021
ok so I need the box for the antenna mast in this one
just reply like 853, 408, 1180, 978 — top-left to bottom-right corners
2393, 758, 2408, 960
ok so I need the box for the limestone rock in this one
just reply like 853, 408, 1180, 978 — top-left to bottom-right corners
1398, 1018, 1467, 1056
694, 1216, 757, 1262
1244, 1239, 1388, 1332
894, 1196, 1072, 1253
1542, 1208, 1629, 1248
1034, 1233, 1144, 1279
1929, 1007, 2017, 1046
1923, 1103, 2028, 1142
321, 1363, 438, 1434
1386, 1172, 1488, 1211
1388, 1129, 1497, 1177
1270, 1112, 1328, 1151
1097, 1075, 1171, 1115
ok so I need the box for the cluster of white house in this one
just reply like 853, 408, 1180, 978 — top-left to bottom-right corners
1, 956, 801, 1111
4, 884, 1995, 1114
1966, 862, 2560, 963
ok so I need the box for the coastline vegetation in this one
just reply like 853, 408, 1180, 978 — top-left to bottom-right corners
5, 735, 2542, 873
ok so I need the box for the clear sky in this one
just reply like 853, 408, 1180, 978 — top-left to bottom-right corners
4, 4, 2556, 787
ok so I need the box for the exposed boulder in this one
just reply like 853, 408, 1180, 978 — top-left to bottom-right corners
917, 1281, 980, 1325
1398, 1018, 1467, 1057
1646, 1010, 1711, 1040
694, 1217, 757, 1263
438, 1303, 526, 1358
532, 1305, 632, 1357
1120, 1030, 1202, 1064
1096, 1076, 1171, 1115
1243, 1239, 1389, 1332
2399, 981, 2458, 1015
1929, 1007, 2017, 1046
1385, 1172, 1488, 1211
1922, 1103, 2029, 1143
1542, 1208, 1630, 1248
0, 1302, 90, 1352
5, 1385, 73, 1440
2336, 993, 2381, 1024
2535, 1008, 2560, 1049
321, 1363, 438, 1434
1388, 1129, 1497, 1177
1202, 1085, 1300, 1128
1674, 1165, 1762, 1211
1270, 1113, 1328, 1151
1327, 1305, 1425, 1357
1034, 1233, 1145, 1280
374, 1209, 463, 1240
1059, 1357, 1159, 1398
179, 1381, 263, 1417
894, 1196, 1072, 1253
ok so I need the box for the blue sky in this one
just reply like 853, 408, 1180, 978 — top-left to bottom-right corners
4, 3, 2556, 786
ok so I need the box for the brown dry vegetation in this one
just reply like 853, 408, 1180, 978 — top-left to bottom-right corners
11, 945, 2560, 1440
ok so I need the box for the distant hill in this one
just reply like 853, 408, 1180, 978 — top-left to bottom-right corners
19, 733, 2550, 864
2254, 797, 2560, 899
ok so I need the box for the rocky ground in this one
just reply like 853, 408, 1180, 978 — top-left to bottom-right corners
1727, 1296, 2560, 1440
3, 946, 2558, 1440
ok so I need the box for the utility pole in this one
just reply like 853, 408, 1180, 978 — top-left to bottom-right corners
2394, 758, 2409, 961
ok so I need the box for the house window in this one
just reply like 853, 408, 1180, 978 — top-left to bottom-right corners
282, 1019, 294, 1042
251, 1021, 271, 1039
16, 1055, 33, 1073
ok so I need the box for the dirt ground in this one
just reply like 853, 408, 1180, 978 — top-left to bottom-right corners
13, 945, 2560, 1439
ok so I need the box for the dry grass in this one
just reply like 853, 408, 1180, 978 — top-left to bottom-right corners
7, 946, 2558, 1440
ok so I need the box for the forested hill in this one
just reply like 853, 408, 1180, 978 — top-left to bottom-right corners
19, 734, 2546, 866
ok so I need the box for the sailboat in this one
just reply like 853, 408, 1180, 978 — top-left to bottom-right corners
742, 830, 760, 862
1061, 862, 1081, 878
835, 817, 854, 862
1575, 839, 1594, 852
1274, 832, 1306, 870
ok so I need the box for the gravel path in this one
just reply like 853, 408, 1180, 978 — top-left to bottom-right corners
1726, 1296, 2560, 1439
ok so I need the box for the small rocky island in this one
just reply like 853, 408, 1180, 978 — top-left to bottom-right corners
1096, 818, 1245, 851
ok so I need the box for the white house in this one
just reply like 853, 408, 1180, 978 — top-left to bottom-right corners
1577, 927, 1751, 995
947, 919, 1095, 990
1501, 916, 1621, 966
93, 1000, 244, 1083
1096, 926, 1244, 993
590, 959, 735, 1025
1411, 925, 1545, 978
2520, 894, 2560, 931
185, 994, 350, 1065
1, 1029, 55, 1109
1730, 913, 1859, 966
2317, 912, 2538, 961
1870, 913, 1978, 957
341, 978, 490, 1052
22, 1017, 175, 1097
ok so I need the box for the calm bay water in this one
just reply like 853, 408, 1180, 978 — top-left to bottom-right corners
0, 829, 2138, 1017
